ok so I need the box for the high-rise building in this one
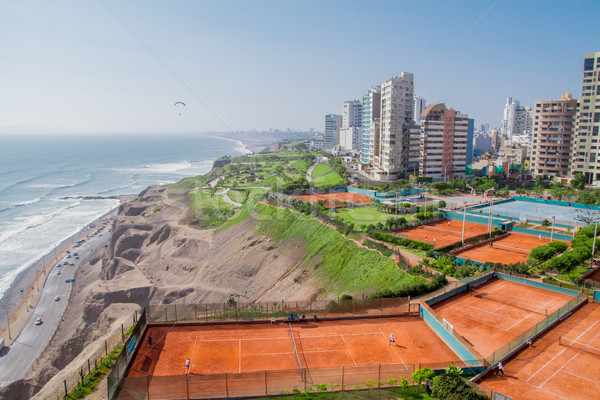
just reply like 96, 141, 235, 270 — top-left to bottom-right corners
571, 51, 600, 186
324, 114, 342, 150
531, 93, 579, 178
474, 132, 493, 153
340, 100, 362, 151
371, 73, 415, 179
501, 98, 534, 139
414, 96, 426, 124
466, 118, 475, 165
419, 104, 469, 178
360, 87, 381, 164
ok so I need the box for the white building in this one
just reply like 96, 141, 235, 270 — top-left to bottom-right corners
501, 97, 534, 139
371, 73, 415, 179
340, 100, 362, 151
414, 96, 426, 124
360, 87, 381, 164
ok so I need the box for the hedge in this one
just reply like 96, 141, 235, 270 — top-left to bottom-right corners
368, 231, 434, 251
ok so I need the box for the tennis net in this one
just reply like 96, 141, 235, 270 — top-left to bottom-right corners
559, 336, 600, 358
488, 243, 531, 256
420, 225, 460, 235
289, 323, 304, 377
470, 289, 547, 315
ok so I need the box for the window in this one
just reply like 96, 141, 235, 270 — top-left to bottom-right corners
584, 58, 595, 71
595, 113, 600, 122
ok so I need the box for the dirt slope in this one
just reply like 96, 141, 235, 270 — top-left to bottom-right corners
1, 185, 320, 399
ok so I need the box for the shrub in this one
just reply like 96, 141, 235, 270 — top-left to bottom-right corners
411, 368, 435, 386
432, 372, 489, 400
548, 241, 568, 253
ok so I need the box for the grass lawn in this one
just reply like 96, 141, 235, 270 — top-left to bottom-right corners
328, 206, 410, 227
312, 171, 345, 188
227, 189, 248, 204
311, 163, 333, 177
186, 189, 235, 228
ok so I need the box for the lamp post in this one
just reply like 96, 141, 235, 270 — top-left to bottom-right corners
591, 216, 598, 268
550, 216, 555, 242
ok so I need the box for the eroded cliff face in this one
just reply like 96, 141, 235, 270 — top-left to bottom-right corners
9, 185, 320, 400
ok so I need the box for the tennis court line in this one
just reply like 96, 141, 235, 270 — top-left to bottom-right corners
339, 335, 357, 366
527, 321, 599, 384
537, 352, 578, 389
562, 369, 600, 385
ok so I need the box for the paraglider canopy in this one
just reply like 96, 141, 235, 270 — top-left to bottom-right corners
174, 101, 186, 115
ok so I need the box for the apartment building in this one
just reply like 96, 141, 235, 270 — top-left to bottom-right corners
324, 114, 342, 150
339, 100, 362, 152
371, 73, 415, 179
419, 104, 469, 178
531, 93, 578, 178
360, 87, 381, 164
571, 51, 600, 186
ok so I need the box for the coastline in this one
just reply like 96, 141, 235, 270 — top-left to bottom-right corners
0, 198, 126, 344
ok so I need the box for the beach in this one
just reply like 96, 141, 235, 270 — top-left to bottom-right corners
0, 201, 123, 346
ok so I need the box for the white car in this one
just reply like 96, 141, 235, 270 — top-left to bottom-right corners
35, 317, 42, 325
56, 270, 61, 275
54, 296, 60, 301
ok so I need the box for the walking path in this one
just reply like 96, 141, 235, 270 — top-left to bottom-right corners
215, 188, 242, 207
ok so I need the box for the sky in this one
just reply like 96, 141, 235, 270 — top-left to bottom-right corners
1, 0, 599, 134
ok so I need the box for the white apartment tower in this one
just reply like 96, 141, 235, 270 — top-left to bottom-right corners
419, 104, 469, 178
371, 73, 416, 179
501, 97, 534, 139
360, 87, 381, 164
571, 51, 600, 186
414, 96, 426, 124
339, 100, 362, 151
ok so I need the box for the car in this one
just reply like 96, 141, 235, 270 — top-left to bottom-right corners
56, 264, 61, 268
63, 261, 68, 265
35, 317, 42, 325
73, 252, 78, 257
66, 254, 71, 258
74, 256, 79, 259
56, 270, 61, 275
54, 296, 60, 301
69, 263, 74, 266
66, 250, 70, 254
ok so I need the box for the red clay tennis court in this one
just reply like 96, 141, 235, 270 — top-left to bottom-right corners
432, 278, 574, 358
295, 191, 372, 208
122, 317, 463, 398
453, 232, 568, 264
392, 219, 489, 248
480, 302, 600, 400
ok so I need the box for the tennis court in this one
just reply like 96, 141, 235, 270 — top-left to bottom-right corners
453, 232, 565, 264
480, 302, 600, 400
295, 191, 372, 208
431, 278, 574, 358
123, 317, 461, 398
473, 199, 582, 226
392, 219, 489, 248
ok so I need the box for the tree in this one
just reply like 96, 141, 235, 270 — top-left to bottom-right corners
431, 372, 489, 400
571, 172, 587, 190
411, 367, 435, 387
541, 219, 551, 228
438, 200, 447, 209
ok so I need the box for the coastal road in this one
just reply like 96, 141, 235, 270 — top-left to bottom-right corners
0, 229, 110, 386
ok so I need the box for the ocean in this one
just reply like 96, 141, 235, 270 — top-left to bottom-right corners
0, 132, 246, 301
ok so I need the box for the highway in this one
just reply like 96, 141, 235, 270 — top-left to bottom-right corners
0, 228, 110, 386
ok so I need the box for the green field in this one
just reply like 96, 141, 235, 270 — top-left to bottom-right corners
254, 204, 422, 295
185, 189, 235, 228
327, 206, 408, 227
311, 163, 333, 177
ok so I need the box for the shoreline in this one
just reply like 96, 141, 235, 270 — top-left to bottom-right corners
0, 198, 126, 345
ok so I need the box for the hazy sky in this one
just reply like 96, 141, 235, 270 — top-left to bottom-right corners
1, 0, 599, 133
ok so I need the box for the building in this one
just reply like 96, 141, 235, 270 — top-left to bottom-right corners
474, 132, 493, 153
498, 143, 528, 164
371, 73, 415, 180
360, 87, 381, 164
466, 118, 475, 165
501, 97, 534, 139
419, 104, 469, 178
489, 129, 503, 153
571, 51, 600, 186
531, 93, 579, 178
340, 100, 362, 152
414, 96, 426, 124
309, 135, 325, 151
324, 114, 342, 150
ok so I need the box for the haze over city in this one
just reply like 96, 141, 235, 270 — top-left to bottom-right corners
1, 0, 599, 134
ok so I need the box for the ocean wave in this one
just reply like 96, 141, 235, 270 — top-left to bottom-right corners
13, 198, 42, 207
109, 160, 194, 174
210, 135, 251, 154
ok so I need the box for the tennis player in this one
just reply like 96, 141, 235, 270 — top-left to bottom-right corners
389, 333, 396, 346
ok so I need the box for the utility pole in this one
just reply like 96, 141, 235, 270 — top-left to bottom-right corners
591, 215, 598, 268
461, 207, 466, 247
550, 216, 556, 242
7, 311, 11, 340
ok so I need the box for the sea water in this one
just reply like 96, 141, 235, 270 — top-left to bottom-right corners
0, 132, 246, 300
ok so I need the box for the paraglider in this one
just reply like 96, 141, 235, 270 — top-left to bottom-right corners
174, 101, 186, 115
